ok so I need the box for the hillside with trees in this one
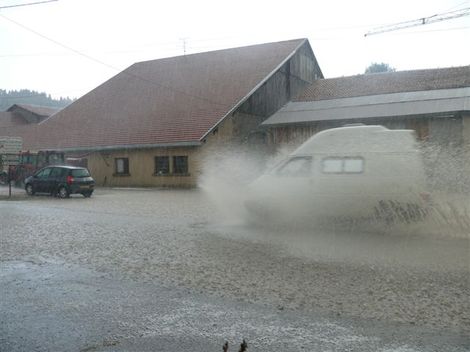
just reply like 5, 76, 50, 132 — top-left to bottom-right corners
0, 89, 74, 111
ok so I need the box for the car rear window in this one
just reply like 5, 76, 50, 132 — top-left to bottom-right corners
71, 169, 90, 177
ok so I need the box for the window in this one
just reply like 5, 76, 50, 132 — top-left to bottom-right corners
155, 156, 170, 175
322, 158, 343, 173
71, 168, 90, 177
36, 168, 52, 179
322, 157, 364, 174
276, 157, 312, 177
344, 158, 364, 173
50, 167, 64, 178
173, 156, 188, 175
114, 158, 129, 175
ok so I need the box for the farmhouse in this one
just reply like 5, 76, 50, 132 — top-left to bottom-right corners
1, 39, 469, 189
2, 39, 321, 187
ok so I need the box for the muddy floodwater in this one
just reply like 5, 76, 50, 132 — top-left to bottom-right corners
1, 188, 469, 351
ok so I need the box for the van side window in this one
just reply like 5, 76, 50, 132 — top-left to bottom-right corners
277, 157, 312, 177
322, 159, 342, 173
322, 157, 364, 174
344, 158, 364, 173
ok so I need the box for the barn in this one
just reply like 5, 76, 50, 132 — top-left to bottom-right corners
1, 39, 321, 187
1, 39, 469, 189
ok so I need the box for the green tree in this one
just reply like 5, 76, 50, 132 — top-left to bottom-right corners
364, 62, 396, 74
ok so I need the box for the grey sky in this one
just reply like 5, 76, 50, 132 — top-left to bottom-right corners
0, 0, 469, 99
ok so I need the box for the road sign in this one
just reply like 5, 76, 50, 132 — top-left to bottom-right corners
1, 154, 20, 165
0, 137, 23, 155
0, 137, 22, 169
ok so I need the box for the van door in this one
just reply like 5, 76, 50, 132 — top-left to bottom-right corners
273, 156, 313, 214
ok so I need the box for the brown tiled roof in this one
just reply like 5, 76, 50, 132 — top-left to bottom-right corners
7, 104, 61, 117
5, 39, 307, 151
295, 65, 470, 102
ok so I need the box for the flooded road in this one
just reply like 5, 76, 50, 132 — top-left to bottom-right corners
1, 188, 469, 351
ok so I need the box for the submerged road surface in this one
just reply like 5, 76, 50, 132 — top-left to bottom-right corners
1, 188, 469, 351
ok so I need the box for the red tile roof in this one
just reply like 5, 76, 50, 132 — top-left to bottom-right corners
5, 39, 307, 151
295, 65, 470, 102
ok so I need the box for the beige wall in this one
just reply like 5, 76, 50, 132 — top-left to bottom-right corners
85, 147, 199, 187
78, 115, 236, 188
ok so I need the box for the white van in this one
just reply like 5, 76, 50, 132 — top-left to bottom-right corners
244, 125, 430, 224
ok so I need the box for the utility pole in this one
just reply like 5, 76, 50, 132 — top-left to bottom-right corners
180, 37, 189, 55
365, 7, 470, 36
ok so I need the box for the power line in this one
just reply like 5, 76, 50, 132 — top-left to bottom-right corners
385, 25, 470, 35
0, 13, 231, 107
365, 7, 470, 36
0, 0, 57, 10
441, 0, 470, 13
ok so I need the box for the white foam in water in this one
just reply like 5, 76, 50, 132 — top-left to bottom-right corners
200, 133, 470, 240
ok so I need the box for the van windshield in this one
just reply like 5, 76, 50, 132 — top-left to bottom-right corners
276, 157, 312, 177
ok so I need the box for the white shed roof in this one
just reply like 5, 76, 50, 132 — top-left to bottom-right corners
262, 87, 470, 126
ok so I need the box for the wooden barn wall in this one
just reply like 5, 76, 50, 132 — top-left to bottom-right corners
464, 114, 470, 147
289, 42, 323, 99
464, 114, 470, 187
267, 115, 464, 150
236, 42, 322, 119
428, 115, 464, 146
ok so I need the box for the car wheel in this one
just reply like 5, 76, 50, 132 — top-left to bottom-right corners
82, 191, 93, 198
57, 186, 69, 199
25, 184, 35, 196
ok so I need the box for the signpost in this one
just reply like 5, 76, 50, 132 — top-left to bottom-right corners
0, 137, 23, 198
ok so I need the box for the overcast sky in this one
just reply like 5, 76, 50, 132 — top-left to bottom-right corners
0, 0, 469, 99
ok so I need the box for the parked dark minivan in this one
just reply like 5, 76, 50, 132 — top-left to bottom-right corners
25, 165, 95, 198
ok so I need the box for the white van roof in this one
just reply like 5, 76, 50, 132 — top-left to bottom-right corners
292, 125, 418, 155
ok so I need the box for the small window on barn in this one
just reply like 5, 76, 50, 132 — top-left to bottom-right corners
173, 156, 188, 175
155, 156, 170, 175
114, 158, 129, 176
